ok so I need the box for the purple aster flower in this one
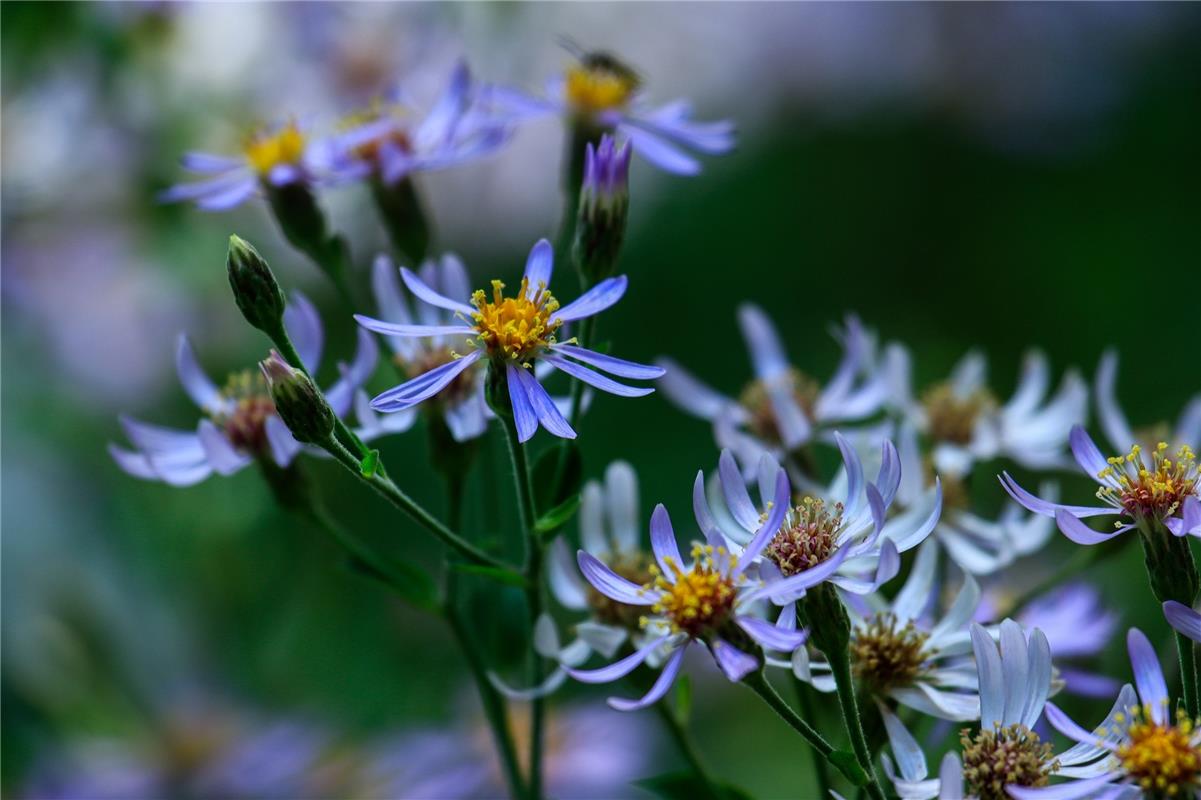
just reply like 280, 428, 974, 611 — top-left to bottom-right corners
703, 434, 942, 607
1096, 349, 1201, 460
1008, 628, 1200, 800
491, 50, 734, 176
1000, 425, 1200, 546
353, 238, 663, 443
776, 539, 983, 723
565, 456, 808, 709
879, 346, 1087, 479
323, 60, 510, 187
881, 620, 1092, 800
1164, 600, 1201, 644
160, 120, 323, 212
657, 307, 889, 474
109, 292, 377, 486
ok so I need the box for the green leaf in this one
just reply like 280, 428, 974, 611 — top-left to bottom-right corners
449, 562, 528, 588
829, 750, 869, 786
359, 449, 380, 478
535, 492, 581, 540
634, 771, 753, 800
674, 675, 692, 724
531, 441, 582, 515
344, 554, 438, 612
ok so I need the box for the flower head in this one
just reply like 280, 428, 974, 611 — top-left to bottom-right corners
354, 239, 663, 442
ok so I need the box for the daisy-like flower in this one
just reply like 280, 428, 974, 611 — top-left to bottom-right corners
657, 306, 888, 475
1000, 425, 1200, 546
780, 539, 983, 723
353, 239, 663, 442
1095, 350, 1201, 462
109, 292, 377, 486
1164, 600, 1201, 645
564, 457, 810, 709
703, 434, 942, 610
1008, 628, 1200, 800
492, 49, 734, 176
160, 120, 323, 212
882, 620, 1103, 800
881, 347, 1087, 479
323, 61, 510, 187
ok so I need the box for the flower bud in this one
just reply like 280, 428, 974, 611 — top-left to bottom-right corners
369, 176, 432, 264
572, 134, 631, 285
227, 235, 286, 334
264, 182, 331, 264
259, 351, 334, 445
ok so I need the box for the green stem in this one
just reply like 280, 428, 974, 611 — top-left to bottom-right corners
742, 671, 849, 777
498, 414, 546, 800
320, 436, 516, 573
1176, 631, 1199, 720
826, 645, 886, 800
791, 672, 833, 798
654, 702, 721, 800
565, 315, 596, 429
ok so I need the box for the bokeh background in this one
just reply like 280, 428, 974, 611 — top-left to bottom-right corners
3, 3, 1200, 798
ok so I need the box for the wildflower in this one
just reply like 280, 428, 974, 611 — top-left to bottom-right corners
259, 351, 335, 445
778, 540, 983, 722
1095, 349, 1201, 461
658, 308, 888, 472
880, 347, 1086, 478
1000, 425, 1200, 545
323, 60, 510, 188
574, 134, 632, 285
109, 293, 377, 485
160, 120, 320, 212
1008, 628, 1201, 799
703, 434, 942, 607
883, 620, 1087, 800
565, 457, 808, 709
492, 50, 734, 176
1164, 600, 1201, 644
353, 239, 663, 442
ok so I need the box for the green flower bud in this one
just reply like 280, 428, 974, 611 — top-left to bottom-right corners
227, 235, 286, 334
259, 351, 334, 445
573, 134, 631, 286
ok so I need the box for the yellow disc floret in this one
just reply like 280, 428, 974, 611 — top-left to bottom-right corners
1115, 706, 1201, 796
244, 121, 307, 175
471, 278, 561, 362
646, 544, 737, 638
564, 54, 639, 114
1096, 442, 1198, 520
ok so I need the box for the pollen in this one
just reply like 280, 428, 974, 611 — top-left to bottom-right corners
1096, 442, 1198, 520
564, 57, 638, 113
647, 544, 737, 638
244, 122, 306, 174
213, 369, 275, 453
763, 497, 842, 577
1116, 706, 1201, 796
850, 612, 930, 692
738, 368, 820, 445
960, 724, 1059, 800
921, 382, 995, 445
471, 278, 561, 362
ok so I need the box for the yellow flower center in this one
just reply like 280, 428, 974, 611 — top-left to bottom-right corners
243, 122, 306, 174
921, 382, 996, 445
851, 612, 931, 692
764, 497, 843, 577
213, 369, 275, 453
470, 278, 561, 362
645, 545, 737, 638
1096, 442, 1198, 519
1116, 707, 1201, 796
565, 62, 637, 114
960, 724, 1059, 800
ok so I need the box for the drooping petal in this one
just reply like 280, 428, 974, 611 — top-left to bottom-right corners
354, 314, 475, 338
547, 538, 589, 610
511, 365, 576, 439
618, 123, 701, 175
544, 355, 653, 397
1068, 425, 1109, 480
400, 267, 474, 316
552, 276, 627, 323
549, 343, 663, 379
370, 351, 482, 411
1006, 775, 1124, 800
506, 363, 539, 442
1127, 627, 1169, 724
1054, 510, 1128, 546
576, 551, 656, 606
566, 635, 672, 684
999, 472, 1114, 518
197, 420, 251, 475
1164, 600, 1201, 643
879, 703, 927, 782
608, 647, 686, 711
264, 415, 303, 467
737, 617, 808, 653
709, 639, 759, 682
175, 334, 223, 413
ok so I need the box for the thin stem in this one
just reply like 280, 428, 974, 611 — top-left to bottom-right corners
791, 672, 833, 798
321, 436, 516, 573
826, 645, 887, 800
498, 414, 546, 800
565, 315, 596, 429
743, 670, 838, 764
1176, 631, 1200, 720
654, 703, 721, 800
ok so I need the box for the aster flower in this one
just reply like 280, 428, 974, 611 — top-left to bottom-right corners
109, 292, 377, 486
657, 307, 889, 475
1095, 349, 1201, 460
1000, 425, 1200, 546
323, 60, 510, 187
492, 50, 734, 176
353, 238, 663, 442
881, 346, 1087, 479
565, 457, 810, 709
1007, 583, 1120, 699
1164, 600, 1201, 644
882, 620, 1104, 800
160, 120, 323, 212
1008, 628, 1200, 800
778, 539, 983, 722
703, 434, 942, 609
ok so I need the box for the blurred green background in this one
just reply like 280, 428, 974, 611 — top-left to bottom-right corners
3, 3, 1200, 798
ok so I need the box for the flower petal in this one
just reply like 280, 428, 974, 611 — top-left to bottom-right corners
654, 359, 735, 420
1068, 425, 1109, 480
999, 472, 1114, 518
650, 504, 683, 576
399, 266, 474, 316
1054, 510, 1128, 546
506, 363, 539, 442
544, 355, 653, 397
523, 238, 554, 293
972, 622, 1004, 730
354, 314, 474, 338
1127, 627, 1169, 724
549, 343, 663, 379
284, 291, 324, 373
576, 551, 656, 606
553, 276, 627, 323
718, 448, 761, 531
511, 364, 576, 439
608, 647, 686, 711
566, 635, 672, 684
710, 638, 759, 682
1164, 600, 1201, 643
737, 617, 808, 653
175, 334, 223, 413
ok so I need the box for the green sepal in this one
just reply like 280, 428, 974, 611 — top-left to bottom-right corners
535, 492, 582, 541
449, 562, 529, 589
359, 449, 381, 478
830, 750, 869, 786
634, 771, 753, 800
531, 441, 582, 515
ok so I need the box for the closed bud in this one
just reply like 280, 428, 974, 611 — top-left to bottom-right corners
573, 134, 631, 285
227, 235, 286, 333
259, 351, 334, 445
